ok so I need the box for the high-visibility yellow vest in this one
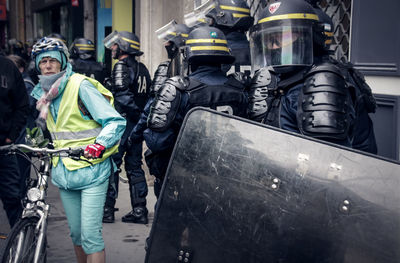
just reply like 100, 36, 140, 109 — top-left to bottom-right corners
46, 73, 119, 171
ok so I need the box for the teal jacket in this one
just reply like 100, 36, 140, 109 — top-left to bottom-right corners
31, 64, 126, 190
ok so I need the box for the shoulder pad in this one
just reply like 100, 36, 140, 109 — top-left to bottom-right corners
248, 67, 277, 121
297, 62, 354, 140
112, 61, 130, 91
114, 60, 128, 71
150, 61, 171, 95
166, 75, 189, 91
147, 76, 188, 132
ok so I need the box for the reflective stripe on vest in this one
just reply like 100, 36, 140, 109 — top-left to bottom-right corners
50, 127, 102, 141
46, 73, 119, 171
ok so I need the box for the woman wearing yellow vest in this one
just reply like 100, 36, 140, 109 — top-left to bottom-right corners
30, 37, 126, 263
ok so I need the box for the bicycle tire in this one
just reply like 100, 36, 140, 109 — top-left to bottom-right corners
1, 217, 47, 263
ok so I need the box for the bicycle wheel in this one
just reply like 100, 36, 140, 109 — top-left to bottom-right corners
1, 217, 47, 263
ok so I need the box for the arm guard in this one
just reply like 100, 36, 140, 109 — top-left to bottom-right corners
297, 63, 354, 140
147, 76, 188, 132
111, 61, 141, 120
150, 61, 171, 95
248, 67, 277, 122
113, 61, 131, 92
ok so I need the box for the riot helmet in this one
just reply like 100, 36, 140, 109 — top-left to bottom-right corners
47, 33, 67, 45
313, 7, 334, 55
156, 20, 192, 59
189, 0, 254, 32
103, 31, 143, 58
70, 38, 96, 60
185, 26, 235, 66
31, 37, 70, 71
8, 39, 24, 56
249, 0, 320, 73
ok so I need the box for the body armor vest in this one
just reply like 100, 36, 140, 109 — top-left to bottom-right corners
148, 76, 248, 132
185, 77, 248, 118
113, 58, 151, 111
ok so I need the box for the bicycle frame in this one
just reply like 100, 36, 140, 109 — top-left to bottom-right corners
13, 153, 51, 263
0, 144, 84, 263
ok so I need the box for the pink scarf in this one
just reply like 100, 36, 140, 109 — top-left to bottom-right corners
36, 73, 66, 122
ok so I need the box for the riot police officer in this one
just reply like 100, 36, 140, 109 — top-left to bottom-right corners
141, 26, 249, 198
306, 0, 377, 153
185, 0, 254, 73
102, 31, 151, 224
248, 0, 376, 150
152, 20, 192, 95
69, 38, 107, 83
132, 22, 192, 197
47, 33, 67, 46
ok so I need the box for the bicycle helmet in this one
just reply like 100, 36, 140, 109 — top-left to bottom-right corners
32, 37, 70, 71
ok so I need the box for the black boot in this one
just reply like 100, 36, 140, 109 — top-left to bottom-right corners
121, 206, 148, 224
102, 206, 115, 223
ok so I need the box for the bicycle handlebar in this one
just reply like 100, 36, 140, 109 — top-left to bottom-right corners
0, 144, 84, 158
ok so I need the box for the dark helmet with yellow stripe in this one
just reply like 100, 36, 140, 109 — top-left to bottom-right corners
47, 33, 67, 45
249, 0, 321, 73
186, 26, 235, 65
103, 30, 143, 57
304, 0, 334, 54
69, 38, 96, 60
192, 0, 254, 31
313, 7, 334, 55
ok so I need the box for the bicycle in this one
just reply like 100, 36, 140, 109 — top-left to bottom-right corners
0, 144, 85, 263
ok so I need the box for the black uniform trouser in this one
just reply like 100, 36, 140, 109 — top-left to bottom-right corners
105, 130, 148, 210
0, 154, 23, 227
144, 148, 173, 199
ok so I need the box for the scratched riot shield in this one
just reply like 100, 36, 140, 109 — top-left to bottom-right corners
146, 108, 400, 263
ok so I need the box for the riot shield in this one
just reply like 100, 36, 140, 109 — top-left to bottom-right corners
146, 108, 400, 263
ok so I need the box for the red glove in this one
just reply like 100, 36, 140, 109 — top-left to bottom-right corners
84, 143, 106, 159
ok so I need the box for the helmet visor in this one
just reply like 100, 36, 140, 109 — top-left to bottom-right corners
155, 20, 178, 42
194, 0, 215, 11
184, 11, 211, 28
250, 25, 313, 72
103, 31, 119, 49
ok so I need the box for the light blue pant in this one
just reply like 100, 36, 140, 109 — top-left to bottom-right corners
59, 179, 108, 254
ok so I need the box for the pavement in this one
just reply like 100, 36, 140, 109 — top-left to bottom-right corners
0, 168, 157, 263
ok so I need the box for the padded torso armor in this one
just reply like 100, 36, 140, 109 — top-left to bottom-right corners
112, 58, 150, 111
297, 62, 354, 140
148, 76, 248, 132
